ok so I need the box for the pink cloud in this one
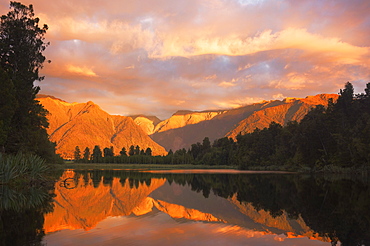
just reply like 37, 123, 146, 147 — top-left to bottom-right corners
7, 0, 369, 119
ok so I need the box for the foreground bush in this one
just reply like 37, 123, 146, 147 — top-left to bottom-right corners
0, 153, 50, 185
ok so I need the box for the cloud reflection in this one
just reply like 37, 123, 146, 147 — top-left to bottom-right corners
43, 214, 331, 246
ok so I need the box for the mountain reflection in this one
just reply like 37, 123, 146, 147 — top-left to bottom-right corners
41, 170, 370, 245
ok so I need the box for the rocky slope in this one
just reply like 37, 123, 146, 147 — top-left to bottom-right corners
226, 94, 338, 139
38, 96, 167, 159
150, 94, 338, 150
130, 115, 162, 135
154, 110, 225, 133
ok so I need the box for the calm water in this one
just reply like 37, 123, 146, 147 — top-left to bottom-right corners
1, 169, 370, 245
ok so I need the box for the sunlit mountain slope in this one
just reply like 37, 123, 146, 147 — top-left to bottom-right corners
38, 93, 338, 156
150, 94, 338, 150
38, 96, 167, 159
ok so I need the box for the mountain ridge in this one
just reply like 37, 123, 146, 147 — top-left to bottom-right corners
38, 93, 338, 157
150, 93, 338, 150
38, 96, 167, 159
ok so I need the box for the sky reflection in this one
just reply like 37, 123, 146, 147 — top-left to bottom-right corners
44, 213, 331, 246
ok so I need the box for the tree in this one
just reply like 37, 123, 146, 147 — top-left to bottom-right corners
0, 2, 55, 160
145, 148, 152, 156
103, 146, 114, 157
134, 145, 140, 155
365, 83, 370, 97
0, 67, 16, 151
83, 147, 90, 161
128, 145, 135, 156
119, 147, 127, 156
74, 146, 81, 161
91, 145, 102, 162
202, 137, 211, 152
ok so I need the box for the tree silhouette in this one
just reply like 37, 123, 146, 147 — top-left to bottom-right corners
0, 2, 55, 160
145, 148, 152, 156
128, 145, 135, 156
120, 147, 127, 156
74, 146, 81, 161
83, 147, 90, 161
92, 145, 102, 162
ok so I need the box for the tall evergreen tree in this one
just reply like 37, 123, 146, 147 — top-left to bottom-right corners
0, 67, 15, 151
128, 145, 135, 156
103, 147, 114, 157
134, 145, 140, 155
0, 2, 55, 160
74, 146, 81, 161
91, 145, 102, 162
119, 147, 127, 156
83, 147, 90, 161
145, 147, 152, 156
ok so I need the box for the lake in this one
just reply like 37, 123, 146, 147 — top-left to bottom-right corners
1, 169, 369, 245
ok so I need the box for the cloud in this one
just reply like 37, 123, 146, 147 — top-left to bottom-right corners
148, 28, 369, 64
66, 65, 98, 77
9, 0, 370, 119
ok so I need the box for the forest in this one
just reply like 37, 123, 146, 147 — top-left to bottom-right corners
75, 82, 370, 172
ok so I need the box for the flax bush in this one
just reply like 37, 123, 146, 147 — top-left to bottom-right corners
0, 153, 49, 185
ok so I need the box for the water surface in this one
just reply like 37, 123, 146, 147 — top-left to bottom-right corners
2, 169, 369, 245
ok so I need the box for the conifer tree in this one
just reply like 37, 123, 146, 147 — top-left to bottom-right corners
145, 148, 152, 156
0, 2, 55, 160
128, 145, 135, 156
92, 145, 102, 162
103, 147, 114, 157
74, 146, 81, 161
83, 147, 90, 161
134, 145, 140, 155
120, 147, 127, 156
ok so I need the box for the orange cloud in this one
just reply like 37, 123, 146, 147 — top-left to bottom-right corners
66, 65, 98, 77
218, 79, 237, 88
148, 28, 369, 65
214, 97, 265, 109
12, 0, 370, 119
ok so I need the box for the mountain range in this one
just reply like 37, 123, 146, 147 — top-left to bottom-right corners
37, 94, 338, 159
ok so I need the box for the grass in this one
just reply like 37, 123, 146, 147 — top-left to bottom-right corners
57, 162, 238, 170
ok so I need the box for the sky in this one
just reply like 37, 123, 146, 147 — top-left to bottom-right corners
1, 0, 369, 119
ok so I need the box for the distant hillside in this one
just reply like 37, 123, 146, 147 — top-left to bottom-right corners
150, 94, 338, 151
129, 115, 162, 135
38, 97, 167, 159
226, 94, 338, 139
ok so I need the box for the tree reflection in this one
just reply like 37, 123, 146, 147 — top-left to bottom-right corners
73, 170, 370, 245
177, 173, 370, 246
0, 183, 55, 246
